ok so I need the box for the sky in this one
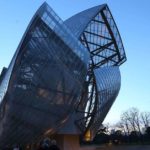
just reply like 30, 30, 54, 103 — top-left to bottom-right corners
0, 0, 150, 125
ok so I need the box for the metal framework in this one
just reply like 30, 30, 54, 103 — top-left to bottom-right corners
66, 5, 126, 137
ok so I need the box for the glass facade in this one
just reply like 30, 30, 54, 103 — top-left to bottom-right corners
91, 67, 121, 135
0, 2, 89, 147
0, 2, 126, 147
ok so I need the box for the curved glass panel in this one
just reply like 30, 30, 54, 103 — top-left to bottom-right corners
90, 66, 121, 135
65, 5, 105, 38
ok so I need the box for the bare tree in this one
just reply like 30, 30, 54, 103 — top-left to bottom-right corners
121, 111, 131, 135
130, 108, 142, 135
141, 112, 150, 128
120, 107, 142, 135
107, 108, 150, 137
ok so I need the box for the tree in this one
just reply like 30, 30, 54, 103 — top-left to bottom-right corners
121, 107, 142, 135
110, 130, 123, 144
121, 111, 131, 135
129, 107, 142, 135
107, 108, 150, 144
145, 126, 150, 135
141, 112, 150, 128
98, 123, 111, 135
115, 121, 127, 135
95, 124, 110, 144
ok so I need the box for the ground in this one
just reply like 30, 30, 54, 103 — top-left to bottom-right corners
80, 145, 150, 150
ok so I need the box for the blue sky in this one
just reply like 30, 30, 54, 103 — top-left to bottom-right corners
0, 0, 150, 124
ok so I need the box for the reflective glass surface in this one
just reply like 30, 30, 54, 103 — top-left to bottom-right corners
0, 3, 89, 147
